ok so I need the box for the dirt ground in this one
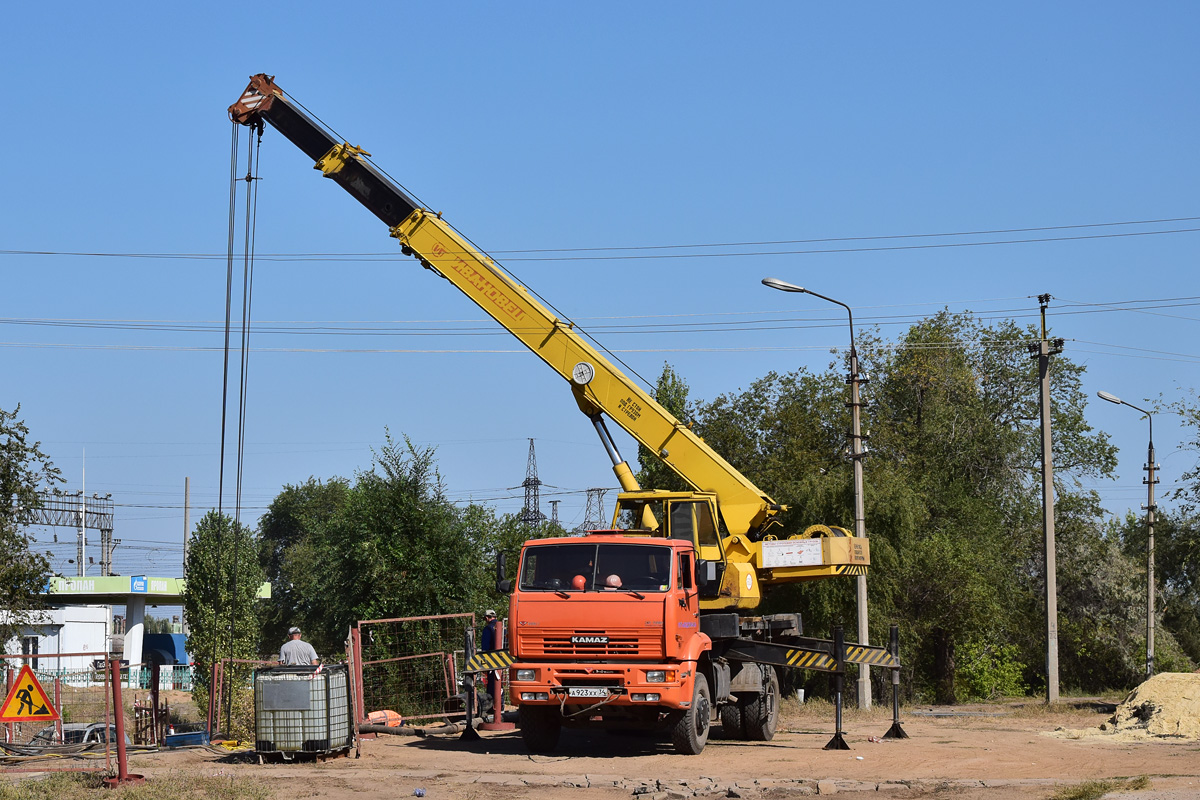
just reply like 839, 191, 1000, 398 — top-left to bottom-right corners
104, 699, 1200, 800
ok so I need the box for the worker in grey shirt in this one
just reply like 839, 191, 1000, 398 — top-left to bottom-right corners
279, 626, 318, 666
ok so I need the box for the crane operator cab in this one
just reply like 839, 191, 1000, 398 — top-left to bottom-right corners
611, 492, 729, 601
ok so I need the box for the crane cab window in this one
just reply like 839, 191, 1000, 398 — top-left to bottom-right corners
613, 498, 664, 532
668, 501, 719, 548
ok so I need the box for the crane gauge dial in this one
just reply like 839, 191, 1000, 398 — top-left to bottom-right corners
572, 361, 596, 385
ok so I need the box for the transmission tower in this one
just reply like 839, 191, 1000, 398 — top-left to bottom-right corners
549, 500, 560, 527
577, 488, 610, 532
520, 438, 547, 525
33, 491, 117, 576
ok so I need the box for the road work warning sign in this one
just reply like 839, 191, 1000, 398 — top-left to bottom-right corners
0, 665, 60, 722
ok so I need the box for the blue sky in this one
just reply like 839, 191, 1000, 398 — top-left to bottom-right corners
3, 2, 1197, 582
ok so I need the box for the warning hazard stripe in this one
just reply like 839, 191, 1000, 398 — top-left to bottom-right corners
843, 646, 899, 668
834, 565, 868, 576
784, 649, 835, 670
464, 650, 514, 673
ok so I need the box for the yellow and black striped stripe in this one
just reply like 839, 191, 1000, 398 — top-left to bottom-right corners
464, 650, 514, 673
784, 649, 836, 670
844, 646, 899, 668
834, 565, 868, 576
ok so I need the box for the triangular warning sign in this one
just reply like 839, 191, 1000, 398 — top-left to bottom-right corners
0, 665, 60, 722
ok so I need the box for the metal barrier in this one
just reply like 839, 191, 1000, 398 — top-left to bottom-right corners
350, 613, 477, 726
1, 651, 113, 775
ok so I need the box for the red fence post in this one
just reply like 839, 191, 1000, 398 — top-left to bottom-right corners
352, 627, 365, 724
103, 656, 144, 787
54, 677, 62, 743
4, 667, 12, 744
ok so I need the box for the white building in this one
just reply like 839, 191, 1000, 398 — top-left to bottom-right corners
3, 606, 110, 672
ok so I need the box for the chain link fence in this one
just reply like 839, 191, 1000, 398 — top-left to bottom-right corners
352, 613, 481, 724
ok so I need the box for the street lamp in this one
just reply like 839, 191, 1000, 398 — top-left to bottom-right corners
762, 277, 871, 709
1097, 390, 1158, 680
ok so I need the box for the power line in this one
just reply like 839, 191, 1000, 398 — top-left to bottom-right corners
2, 215, 1197, 262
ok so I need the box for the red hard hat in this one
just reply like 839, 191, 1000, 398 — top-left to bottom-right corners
571, 574, 587, 590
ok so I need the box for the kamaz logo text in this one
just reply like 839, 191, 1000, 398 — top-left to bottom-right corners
571, 635, 609, 645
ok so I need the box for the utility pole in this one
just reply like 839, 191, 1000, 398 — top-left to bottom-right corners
183, 477, 191, 569
77, 454, 86, 578
1028, 294, 1063, 704
848, 340, 870, 709
183, 476, 191, 636
1095, 391, 1158, 680
1144, 427, 1158, 679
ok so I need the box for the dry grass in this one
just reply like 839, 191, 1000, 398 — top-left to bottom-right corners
1047, 775, 1150, 800
0, 771, 271, 800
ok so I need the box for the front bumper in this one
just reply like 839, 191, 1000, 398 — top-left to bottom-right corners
509, 662, 692, 709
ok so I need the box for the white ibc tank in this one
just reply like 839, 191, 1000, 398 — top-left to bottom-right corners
254, 664, 352, 755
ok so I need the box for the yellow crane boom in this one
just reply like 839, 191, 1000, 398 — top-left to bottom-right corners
229, 74, 868, 609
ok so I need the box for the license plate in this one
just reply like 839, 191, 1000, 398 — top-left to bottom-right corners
567, 687, 609, 698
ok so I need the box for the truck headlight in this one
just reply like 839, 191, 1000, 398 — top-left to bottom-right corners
631, 693, 661, 702
646, 670, 666, 683
516, 669, 536, 681
520, 692, 549, 701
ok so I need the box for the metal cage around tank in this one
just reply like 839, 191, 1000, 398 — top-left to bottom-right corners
253, 664, 353, 756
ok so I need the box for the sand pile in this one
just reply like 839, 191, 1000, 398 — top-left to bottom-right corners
1047, 672, 1200, 742
1102, 672, 1200, 738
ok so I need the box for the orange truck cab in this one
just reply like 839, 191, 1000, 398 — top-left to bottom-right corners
505, 532, 796, 754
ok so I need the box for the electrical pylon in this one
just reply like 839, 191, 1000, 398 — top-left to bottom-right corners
520, 438, 547, 526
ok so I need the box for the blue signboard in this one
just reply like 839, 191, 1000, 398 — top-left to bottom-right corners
131, 576, 147, 593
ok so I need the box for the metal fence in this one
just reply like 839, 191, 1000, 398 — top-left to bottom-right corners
351, 613, 478, 724
1, 653, 114, 773
8, 663, 192, 691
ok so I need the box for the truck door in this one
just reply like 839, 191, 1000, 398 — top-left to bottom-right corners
668, 500, 725, 598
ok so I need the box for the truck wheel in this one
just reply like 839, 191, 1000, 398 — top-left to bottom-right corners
519, 705, 561, 753
743, 667, 780, 741
670, 673, 711, 755
720, 701, 746, 739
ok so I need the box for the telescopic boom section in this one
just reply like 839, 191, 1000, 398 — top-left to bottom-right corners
229, 74, 780, 537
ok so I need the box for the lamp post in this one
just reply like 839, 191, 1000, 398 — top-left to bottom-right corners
1097, 390, 1158, 680
762, 277, 871, 709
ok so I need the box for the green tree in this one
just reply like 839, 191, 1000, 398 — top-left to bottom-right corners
182, 511, 265, 686
0, 405, 63, 645
688, 311, 1119, 700
300, 434, 503, 651
257, 477, 351, 653
636, 362, 694, 492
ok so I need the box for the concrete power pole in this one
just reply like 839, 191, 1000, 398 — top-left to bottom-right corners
1028, 294, 1063, 704
183, 476, 191, 636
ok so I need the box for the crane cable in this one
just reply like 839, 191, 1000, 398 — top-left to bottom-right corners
216, 120, 262, 735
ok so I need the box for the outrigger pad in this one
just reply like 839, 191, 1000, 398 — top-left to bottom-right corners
881, 721, 910, 740
460, 724, 482, 741
823, 732, 851, 750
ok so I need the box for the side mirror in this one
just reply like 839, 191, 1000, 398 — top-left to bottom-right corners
495, 552, 512, 594
695, 558, 720, 598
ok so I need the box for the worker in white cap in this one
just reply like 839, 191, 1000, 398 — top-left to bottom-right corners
279, 626, 318, 666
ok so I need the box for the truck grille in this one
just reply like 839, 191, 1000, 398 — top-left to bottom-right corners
521, 629, 663, 659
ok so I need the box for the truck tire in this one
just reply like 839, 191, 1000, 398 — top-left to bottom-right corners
519, 705, 561, 753
742, 666, 780, 741
720, 701, 746, 739
670, 673, 711, 755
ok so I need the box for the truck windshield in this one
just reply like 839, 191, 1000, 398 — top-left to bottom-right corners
519, 542, 673, 593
